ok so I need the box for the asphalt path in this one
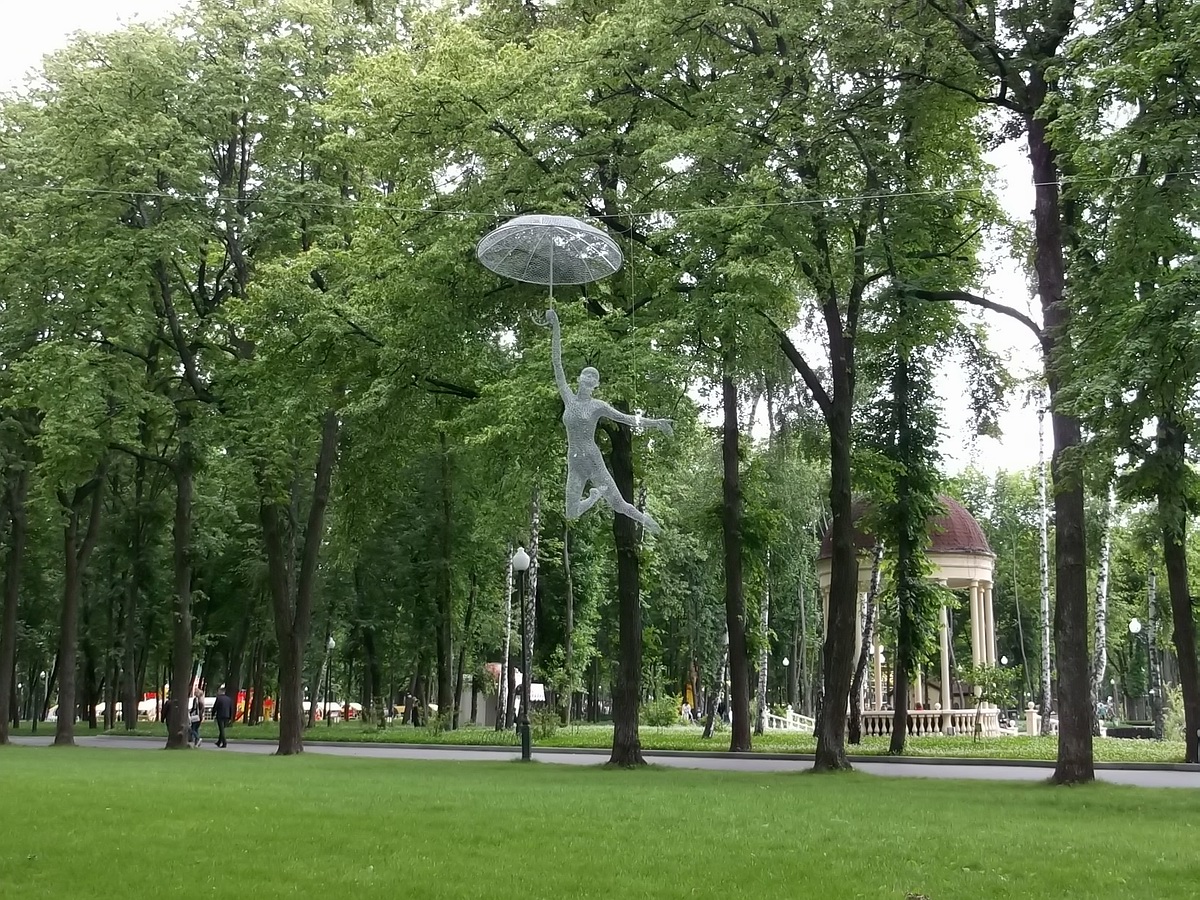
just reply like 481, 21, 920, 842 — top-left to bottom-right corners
11, 735, 1200, 788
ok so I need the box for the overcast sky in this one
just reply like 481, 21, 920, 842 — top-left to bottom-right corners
1, 2, 1044, 477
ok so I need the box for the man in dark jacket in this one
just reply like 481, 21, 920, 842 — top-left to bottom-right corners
213, 689, 235, 748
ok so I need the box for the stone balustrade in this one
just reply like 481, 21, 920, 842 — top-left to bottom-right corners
856, 706, 1001, 738
764, 705, 816, 734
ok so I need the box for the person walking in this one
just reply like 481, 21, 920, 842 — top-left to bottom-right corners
213, 688, 234, 748
188, 688, 204, 747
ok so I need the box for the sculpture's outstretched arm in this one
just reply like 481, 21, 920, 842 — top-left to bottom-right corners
596, 402, 673, 435
545, 308, 573, 404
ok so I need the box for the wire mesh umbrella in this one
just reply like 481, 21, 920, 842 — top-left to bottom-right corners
476, 214, 623, 296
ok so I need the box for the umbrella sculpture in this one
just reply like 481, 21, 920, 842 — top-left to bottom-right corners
476, 214, 672, 533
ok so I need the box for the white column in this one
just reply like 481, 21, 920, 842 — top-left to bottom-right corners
970, 580, 982, 667
915, 669, 924, 707
984, 581, 996, 666
939, 604, 952, 722
821, 587, 830, 640
873, 627, 883, 710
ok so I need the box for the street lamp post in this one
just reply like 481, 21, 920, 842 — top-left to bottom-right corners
781, 656, 790, 709
1129, 617, 1162, 738
512, 546, 532, 761
325, 636, 336, 728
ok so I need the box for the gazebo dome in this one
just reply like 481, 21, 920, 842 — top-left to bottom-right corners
817, 495, 991, 559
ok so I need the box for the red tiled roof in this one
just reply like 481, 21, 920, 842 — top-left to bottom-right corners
817, 495, 992, 558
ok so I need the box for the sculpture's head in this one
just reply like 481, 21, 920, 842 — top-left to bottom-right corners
578, 366, 600, 397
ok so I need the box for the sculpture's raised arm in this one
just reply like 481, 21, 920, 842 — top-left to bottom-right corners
545, 308, 573, 404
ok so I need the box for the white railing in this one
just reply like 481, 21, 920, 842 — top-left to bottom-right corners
765, 705, 816, 733
856, 707, 1002, 738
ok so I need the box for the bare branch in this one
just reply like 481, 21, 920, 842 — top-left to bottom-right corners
911, 287, 1043, 340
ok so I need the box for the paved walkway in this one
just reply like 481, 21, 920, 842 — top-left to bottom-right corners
11, 735, 1200, 788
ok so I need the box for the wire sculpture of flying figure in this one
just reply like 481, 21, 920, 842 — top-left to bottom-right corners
545, 308, 672, 534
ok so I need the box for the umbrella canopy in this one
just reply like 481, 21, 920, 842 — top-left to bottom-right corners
476, 214, 623, 286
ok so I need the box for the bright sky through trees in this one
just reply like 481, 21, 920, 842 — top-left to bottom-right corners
0, 0, 1044, 475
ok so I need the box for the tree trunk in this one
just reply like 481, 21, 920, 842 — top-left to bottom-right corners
262, 407, 340, 755
452, 574, 477, 729
796, 583, 807, 714
225, 610, 251, 718
703, 647, 729, 740
721, 371, 752, 753
607, 413, 645, 766
1037, 405, 1053, 735
1025, 96, 1094, 784
849, 544, 884, 745
1156, 418, 1200, 762
0, 467, 29, 745
1146, 568, 1165, 741
53, 475, 105, 747
1090, 487, 1113, 736
499, 549, 514, 731
277, 633, 305, 753
435, 431, 455, 721
166, 455, 195, 750
526, 484, 540, 708
563, 522, 574, 725
814, 374, 856, 771
754, 551, 770, 737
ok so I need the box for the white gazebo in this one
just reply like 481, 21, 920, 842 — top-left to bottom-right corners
816, 495, 1000, 737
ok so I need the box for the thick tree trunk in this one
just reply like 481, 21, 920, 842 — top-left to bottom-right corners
1161, 527, 1199, 761
0, 468, 29, 745
721, 372, 752, 753
262, 407, 339, 755
1025, 98, 1094, 784
815, 382, 857, 771
1091, 488, 1113, 736
1156, 417, 1199, 761
54, 476, 105, 747
276, 634, 305, 753
607, 414, 645, 767
435, 432, 455, 720
166, 457, 195, 750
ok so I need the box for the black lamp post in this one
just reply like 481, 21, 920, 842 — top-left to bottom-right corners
512, 545, 532, 761
325, 635, 336, 728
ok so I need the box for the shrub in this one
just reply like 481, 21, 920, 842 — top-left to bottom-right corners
1163, 683, 1185, 741
640, 694, 682, 727
531, 707, 560, 740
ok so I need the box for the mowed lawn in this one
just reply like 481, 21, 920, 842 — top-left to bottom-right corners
1, 747, 1197, 900
78, 720, 1191, 763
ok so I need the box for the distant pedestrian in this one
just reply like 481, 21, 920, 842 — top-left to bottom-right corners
213, 689, 234, 748
188, 688, 203, 747
680, 701, 691, 723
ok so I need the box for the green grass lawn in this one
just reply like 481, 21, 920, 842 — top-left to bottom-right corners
0, 746, 1196, 899
53, 718, 1189, 763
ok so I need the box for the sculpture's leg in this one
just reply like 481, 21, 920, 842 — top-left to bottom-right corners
577, 487, 604, 515
565, 466, 587, 519
598, 481, 661, 534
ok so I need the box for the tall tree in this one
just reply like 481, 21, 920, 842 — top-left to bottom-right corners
908, 0, 1095, 783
